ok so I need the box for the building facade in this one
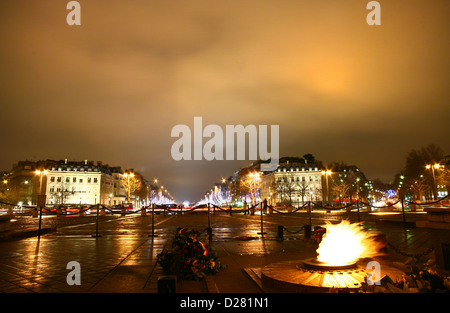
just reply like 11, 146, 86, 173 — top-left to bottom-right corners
1, 159, 168, 208
1, 160, 56, 206
45, 160, 116, 206
260, 161, 324, 207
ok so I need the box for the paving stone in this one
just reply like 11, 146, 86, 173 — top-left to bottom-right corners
0, 212, 448, 293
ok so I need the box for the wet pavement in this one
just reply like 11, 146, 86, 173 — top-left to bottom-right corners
0, 210, 449, 293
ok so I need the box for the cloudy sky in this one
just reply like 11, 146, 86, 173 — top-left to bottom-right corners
0, 0, 448, 201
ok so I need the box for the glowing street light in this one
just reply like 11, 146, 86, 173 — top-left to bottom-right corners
35, 169, 48, 195
123, 172, 135, 203
34, 169, 48, 238
321, 170, 332, 204
242, 172, 261, 205
426, 164, 443, 200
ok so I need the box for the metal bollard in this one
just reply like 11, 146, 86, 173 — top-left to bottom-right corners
92, 204, 102, 238
277, 225, 284, 240
37, 207, 43, 239
206, 227, 213, 243
308, 201, 312, 227
356, 200, 360, 222
149, 204, 158, 237
401, 198, 407, 229
207, 203, 211, 229
257, 203, 267, 236
158, 275, 177, 293
303, 224, 311, 239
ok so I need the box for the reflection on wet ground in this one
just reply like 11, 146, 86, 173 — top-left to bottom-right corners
0, 212, 449, 292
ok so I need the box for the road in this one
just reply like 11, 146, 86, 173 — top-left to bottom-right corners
0, 210, 449, 293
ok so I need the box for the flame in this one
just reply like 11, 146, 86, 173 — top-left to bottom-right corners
316, 220, 382, 266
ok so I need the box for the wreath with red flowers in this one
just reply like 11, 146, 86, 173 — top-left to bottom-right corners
158, 228, 225, 280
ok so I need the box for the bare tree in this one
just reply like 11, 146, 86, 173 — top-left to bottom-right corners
49, 181, 74, 205
407, 177, 430, 201
297, 180, 309, 204
272, 175, 297, 207
229, 178, 245, 205
402, 144, 445, 199
121, 174, 141, 203
331, 179, 351, 202
241, 172, 261, 205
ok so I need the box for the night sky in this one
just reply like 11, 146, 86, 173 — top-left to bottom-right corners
0, 0, 448, 202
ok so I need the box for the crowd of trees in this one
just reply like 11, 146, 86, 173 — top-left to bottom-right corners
2, 145, 448, 207
0, 168, 165, 207
394, 144, 449, 201
211, 144, 449, 207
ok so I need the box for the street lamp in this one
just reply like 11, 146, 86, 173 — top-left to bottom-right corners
35, 170, 48, 195
123, 172, 135, 203
321, 170, 332, 204
34, 169, 48, 239
356, 177, 360, 201
245, 172, 261, 205
426, 164, 442, 200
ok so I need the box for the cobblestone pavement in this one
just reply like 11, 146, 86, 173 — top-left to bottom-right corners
0, 211, 449, 293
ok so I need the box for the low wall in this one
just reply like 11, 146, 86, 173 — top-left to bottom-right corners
416, 206, 450, 229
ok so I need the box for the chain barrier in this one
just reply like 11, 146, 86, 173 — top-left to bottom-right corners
282, 225, 305, 234
0, 200, 36, 209
359, 199, 400, 208
2, 197, 446, 257
311, 201, 357, 210
181, 207, 198, 213
271, 202, 309, 214
43, 205, 93, 216
386, 241, 435, 258
3, 194, 449, 219
211, 203, 231, 213
406, 194, 449, 206
2, 194, 449, 241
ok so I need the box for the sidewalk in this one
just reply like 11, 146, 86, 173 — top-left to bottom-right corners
0, 212, 449, 293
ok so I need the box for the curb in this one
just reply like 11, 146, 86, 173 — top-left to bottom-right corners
0, 227, 56, 241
